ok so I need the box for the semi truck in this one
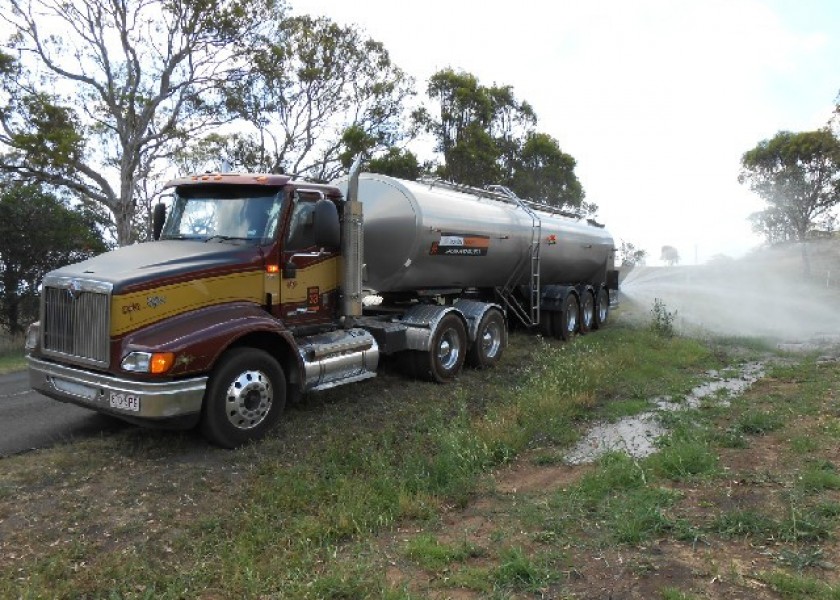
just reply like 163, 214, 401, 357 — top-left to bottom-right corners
25, 160, 618, 447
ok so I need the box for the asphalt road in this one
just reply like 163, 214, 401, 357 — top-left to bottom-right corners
0, 369, 128, 457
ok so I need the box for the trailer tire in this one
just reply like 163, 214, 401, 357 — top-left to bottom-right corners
467, 309, 506, 369
579, 290, 595, 334
594, 287, 609, 329
555, 294, 579, 341
201, 348, 286, 449
414, 313, 467, 382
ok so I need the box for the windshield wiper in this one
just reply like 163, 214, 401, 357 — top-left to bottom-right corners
204, 235, 254, 244
161, 234, 199, 240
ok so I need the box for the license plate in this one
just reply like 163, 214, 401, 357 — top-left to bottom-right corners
109, 392, 141, 412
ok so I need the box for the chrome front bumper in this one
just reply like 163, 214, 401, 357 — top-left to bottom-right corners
28, 356, 207, 420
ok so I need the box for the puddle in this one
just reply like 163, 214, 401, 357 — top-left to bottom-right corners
564, 362, 765, 466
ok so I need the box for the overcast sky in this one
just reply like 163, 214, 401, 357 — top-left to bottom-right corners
291, 0, 840, 264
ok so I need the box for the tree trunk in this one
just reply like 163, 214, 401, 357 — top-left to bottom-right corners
115, 202, 135, 246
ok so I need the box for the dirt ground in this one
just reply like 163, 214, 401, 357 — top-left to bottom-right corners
377, 359, 840, 599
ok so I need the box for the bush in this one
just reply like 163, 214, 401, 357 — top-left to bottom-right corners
650, 298, 677, 338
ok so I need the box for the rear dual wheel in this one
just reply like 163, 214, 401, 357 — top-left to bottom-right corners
594, 287, 609, 329
579, 290, 595, 334
540, 294, 580, 341
409, 313, 467, 383
467, 309, 505, 369
556, 294, 580, 341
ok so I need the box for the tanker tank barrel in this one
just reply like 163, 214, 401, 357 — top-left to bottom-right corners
332, 172, 615, 295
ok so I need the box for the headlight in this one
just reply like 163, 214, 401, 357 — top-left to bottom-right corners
121, 351, 175, 374
24, 322, 40, 353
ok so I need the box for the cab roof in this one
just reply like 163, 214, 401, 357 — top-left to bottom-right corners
163, 172, 342, 197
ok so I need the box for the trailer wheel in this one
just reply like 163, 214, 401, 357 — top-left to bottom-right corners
594, 287, 609, 329
201, 348, 286, 448
579, 290, 595, 334
554, 294, 579, 341
467, 309, 506, 369
413, 313, 467, 382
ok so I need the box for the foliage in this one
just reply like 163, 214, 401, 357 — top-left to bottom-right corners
222, 15, 414, 181
420, 68, 585, 210
0, 0, 280, 245
660, 245, 680, 265
619, 240, 647, 266
650, 298, 677, 338
510, 132, 590, 212
0, 182, 106, 333
739, 129, 840, 244
367, 147, 421, 180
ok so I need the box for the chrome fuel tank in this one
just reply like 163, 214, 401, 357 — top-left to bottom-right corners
332, 173, 614, 293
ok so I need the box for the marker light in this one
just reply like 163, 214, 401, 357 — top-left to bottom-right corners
150, 352, 175, 374
122, 351, 175, 374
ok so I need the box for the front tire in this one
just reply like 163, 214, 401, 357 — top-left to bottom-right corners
201, 348, 286, 448
467, 309, 506, 369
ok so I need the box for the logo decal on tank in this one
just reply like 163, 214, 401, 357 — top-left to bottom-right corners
429, 233, 489, 256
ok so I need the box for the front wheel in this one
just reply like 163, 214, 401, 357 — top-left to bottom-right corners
467, 309, 506, 369
201, 348, 286, 448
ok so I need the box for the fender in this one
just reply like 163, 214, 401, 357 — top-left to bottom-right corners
540, 284, 578, 311
117, 302, 301, 381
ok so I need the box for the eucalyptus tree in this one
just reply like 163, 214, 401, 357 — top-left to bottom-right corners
222, 15, 415, 181
420, 68, 585, 211
421, 68, 536, 187
0, 0, 281, 245
739, 129, 840, 244
509, 132, 586, 211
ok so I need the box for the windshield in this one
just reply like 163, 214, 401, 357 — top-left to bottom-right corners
161, 185, 285, 244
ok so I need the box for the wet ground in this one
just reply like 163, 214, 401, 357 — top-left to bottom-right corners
564, 361, 766, 465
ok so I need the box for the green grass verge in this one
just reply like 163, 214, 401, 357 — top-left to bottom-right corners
0, 321, 774, 598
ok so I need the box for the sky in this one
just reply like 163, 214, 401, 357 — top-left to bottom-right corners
290, 0, 840, 265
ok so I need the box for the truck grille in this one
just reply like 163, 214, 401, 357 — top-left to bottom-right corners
42, 285, 110, 367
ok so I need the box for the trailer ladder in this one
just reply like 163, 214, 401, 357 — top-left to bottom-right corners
484, 185, 541, 328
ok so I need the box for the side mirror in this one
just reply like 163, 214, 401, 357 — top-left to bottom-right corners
152, 203, 167, 240
313, 199, 340, 248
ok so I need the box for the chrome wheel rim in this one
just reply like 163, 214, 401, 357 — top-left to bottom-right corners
598, 291, 609, 322
481, 321, 502, 359
437, 328, 462, 371
224, 369, 273, 430
567, 309, 578, 333
583, 296, 594, 328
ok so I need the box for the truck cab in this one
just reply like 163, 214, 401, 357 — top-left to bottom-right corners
26, 173, 367, 448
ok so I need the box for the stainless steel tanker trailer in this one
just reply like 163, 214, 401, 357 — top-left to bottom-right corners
26, 160, 618, 447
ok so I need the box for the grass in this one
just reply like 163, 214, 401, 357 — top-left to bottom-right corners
2, 317, 839, 598
0, 332, 25, 373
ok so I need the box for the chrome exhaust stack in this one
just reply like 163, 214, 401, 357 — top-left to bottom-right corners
341, 155, 364, 324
